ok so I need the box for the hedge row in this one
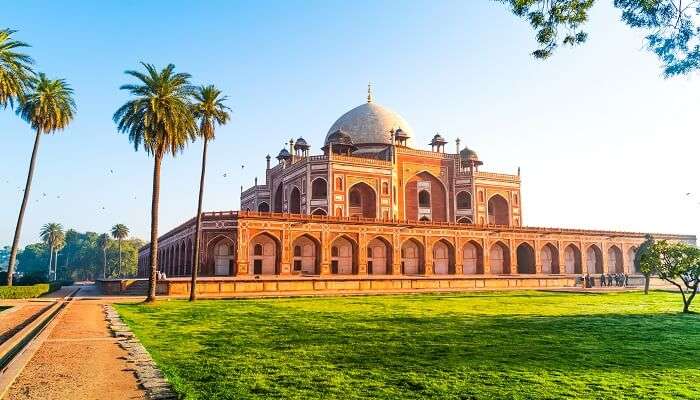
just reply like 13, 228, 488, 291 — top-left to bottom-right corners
0, 282, 62, 299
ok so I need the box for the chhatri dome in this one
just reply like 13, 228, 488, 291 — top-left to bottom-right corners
324, 85, 413, 150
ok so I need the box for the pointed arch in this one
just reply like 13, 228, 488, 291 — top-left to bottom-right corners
289, 186, 301, 214
487, 194, 509, 225
404, 171, 447, 222
368, 236, 393, 275
516, 242, 536, 274
489, 241, 510, 274
206, 235, 235, 276
257, 202, 270, 212
563, 244, 582, 274
627, 246, 639, 274
586, 244, 603, 274
540, 243, 560, 274
249, 232, 281, 275
608, 245, 624, 273
462, 240, 484, 274
401, 238, 425, 275
456, 191, 472, 210
273, 184, 283, 212
291, 233, 320, 275
432, 239, 456, 275
348, 182, 377, 218
311, 177, 328, 200
331, 235, 358, 274
311, 208, 327, 216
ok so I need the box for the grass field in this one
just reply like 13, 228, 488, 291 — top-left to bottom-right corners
115, 291, 700, 399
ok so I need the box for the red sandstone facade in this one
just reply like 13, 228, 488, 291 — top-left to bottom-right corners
137, 91, 695, 281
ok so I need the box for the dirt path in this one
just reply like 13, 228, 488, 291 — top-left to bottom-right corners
0, 303, 52, 344
4, 297, 145, 400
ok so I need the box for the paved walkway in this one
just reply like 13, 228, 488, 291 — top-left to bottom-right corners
4, 287, 145, 400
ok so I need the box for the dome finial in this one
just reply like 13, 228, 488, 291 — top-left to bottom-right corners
367, 82, 373, 103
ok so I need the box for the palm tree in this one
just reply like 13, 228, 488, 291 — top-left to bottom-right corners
0, 29, 35, 108
97, 233, 110, 279
52, 231, 65, 281
7, 74, 75, 286
40, 223, 64, 281
189, 85, 230, 301
111, 224, 129, 277
114, 63, 197, 302
2, 28, 35, 286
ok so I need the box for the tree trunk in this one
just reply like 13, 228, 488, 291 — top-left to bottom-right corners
146, 154, 162, 303
683, 284, 698, 313
53, 248, 58, 281
102, 248, 107, 279
47, 245, 53, 281
190, 138, 208, 301
118, 240, 123, 277
644, 273, 650, 295
7, 129, 42, 286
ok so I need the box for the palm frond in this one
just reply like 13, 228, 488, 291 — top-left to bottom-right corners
113, 63, 197, 156
15, 73, 75, 134
0, 28, 36, 108
192, 84, 231, 141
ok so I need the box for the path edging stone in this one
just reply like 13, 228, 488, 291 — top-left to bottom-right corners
103, 304, 177, 400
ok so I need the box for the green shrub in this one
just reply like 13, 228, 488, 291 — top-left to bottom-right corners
0, 283, 61, 299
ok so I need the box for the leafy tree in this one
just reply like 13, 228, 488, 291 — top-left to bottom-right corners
635, 233, 655, 294
106, 239, 143, 278
16, 242, 49, 281
190, 85, 230, 301
7, 73, 76, 286
111, 224, 129, 276
12, 228, 141, 283
113, 63, 197, 302
97, 233, 110, 279
498, 0, 594, 59
0, 246, 10, 271
0, 29, 35, 108
72, 231, 100, 281
500, 0, 700, 75
640, 240, 700, 313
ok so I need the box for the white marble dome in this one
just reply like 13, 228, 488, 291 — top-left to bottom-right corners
325, 101, 413, 147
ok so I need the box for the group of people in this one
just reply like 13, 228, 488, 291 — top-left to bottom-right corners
581, 273, 630, 288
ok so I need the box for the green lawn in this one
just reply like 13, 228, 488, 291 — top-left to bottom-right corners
115, 291, 700, 400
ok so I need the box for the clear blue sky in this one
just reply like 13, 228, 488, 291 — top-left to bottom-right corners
1, 1, 699, 246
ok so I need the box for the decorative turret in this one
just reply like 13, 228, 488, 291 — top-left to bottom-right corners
294, 137, 310, 156
322, 129, 357, 156
276, 148, 291, 163
430, 133, 448, 153
460, 146, 483, 171
393, 127, 410, 146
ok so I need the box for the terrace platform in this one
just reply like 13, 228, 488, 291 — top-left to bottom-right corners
96, 274, 652, 297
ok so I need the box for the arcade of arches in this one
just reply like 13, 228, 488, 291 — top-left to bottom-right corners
142, 219, 655, 279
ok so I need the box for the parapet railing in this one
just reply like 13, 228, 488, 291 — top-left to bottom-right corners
235, 210, 694, 239
394, 146, 459, 159
141, 210, 695, 250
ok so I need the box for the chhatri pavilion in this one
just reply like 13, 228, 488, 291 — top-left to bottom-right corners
135, 87, 693, 294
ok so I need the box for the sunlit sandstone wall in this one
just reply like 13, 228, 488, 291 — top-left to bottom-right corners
138, 212, 695, 280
